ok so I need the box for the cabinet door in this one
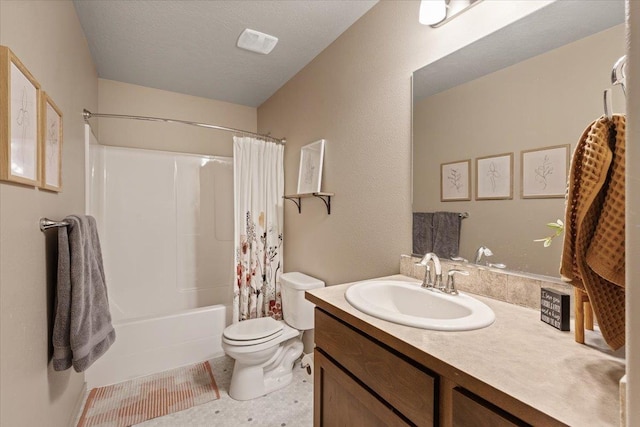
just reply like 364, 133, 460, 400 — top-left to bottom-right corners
452, 388, 530, 427
314, 350, 410, 427
315, 309, 435, 426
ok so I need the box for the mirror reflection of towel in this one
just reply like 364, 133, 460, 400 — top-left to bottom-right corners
412, 213, 433, 255
433, 212, 462, 258
412, 212, 462, 258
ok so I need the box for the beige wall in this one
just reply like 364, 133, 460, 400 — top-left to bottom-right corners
0, 1, 98, 426
97, 79, 257, 157
626, 0, 639, 424
413, 24, 626, 277
257, 0, 554, 286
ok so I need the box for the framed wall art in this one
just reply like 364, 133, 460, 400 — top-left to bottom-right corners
40, 92, 63, 192
297, 139, 325, 194
440, 159, 471, 201
0, 46, 41, 186
476, 153, 513, 200
521, 145, 569, 199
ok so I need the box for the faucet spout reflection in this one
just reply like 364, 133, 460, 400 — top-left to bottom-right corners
474, 246, 493, 264
474, 246, 507, 269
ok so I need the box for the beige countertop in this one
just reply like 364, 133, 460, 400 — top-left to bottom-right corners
307, 274, 625, 426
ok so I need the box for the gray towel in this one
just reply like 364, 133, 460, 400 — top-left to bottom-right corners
413, 212, 434, 255
432, 212, 462, 259
52, 215, 115, 372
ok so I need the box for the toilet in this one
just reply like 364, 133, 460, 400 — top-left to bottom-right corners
222, 272, 324, 401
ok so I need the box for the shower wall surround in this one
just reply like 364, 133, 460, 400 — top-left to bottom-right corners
89, 145, 234, 321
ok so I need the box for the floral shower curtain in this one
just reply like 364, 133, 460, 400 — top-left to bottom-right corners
233, 136, 284, 323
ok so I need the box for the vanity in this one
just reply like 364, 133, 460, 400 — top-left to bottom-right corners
306, 274, 624, 426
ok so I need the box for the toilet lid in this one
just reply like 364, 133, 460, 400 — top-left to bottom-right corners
223, 317, 284, 341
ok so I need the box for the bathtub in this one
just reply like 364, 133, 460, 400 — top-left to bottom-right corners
85, 305, 227, 389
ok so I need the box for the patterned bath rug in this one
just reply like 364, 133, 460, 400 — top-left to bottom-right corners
77, 361, 220, 427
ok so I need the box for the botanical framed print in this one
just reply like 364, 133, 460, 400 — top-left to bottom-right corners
297, 139, 325, 194
521, 145, 569, 199
40, 92, 63, 192
476, 153, 513, 200
0, 46, 41, 186
440, 159, 471, 201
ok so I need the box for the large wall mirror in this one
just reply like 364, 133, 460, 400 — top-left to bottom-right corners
412, 0, 625, 277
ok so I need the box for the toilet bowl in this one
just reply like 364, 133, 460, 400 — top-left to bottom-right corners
222, 272, 324, 401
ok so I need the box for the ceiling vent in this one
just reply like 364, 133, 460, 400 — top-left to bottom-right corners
237, 28, 278, 55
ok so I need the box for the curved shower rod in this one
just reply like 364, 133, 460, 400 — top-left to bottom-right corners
83, 109, 286, 144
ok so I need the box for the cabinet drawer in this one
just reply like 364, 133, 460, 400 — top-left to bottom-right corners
315, 309, 435, 427
314, 350, 410, 427
452, 387, 529, 427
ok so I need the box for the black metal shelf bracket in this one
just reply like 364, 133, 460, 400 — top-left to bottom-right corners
313, 193, 331, 215
283, 192, 333, 215
283, 196, 302, 214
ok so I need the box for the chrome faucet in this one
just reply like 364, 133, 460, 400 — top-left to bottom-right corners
474, 246, 493, 264
416, 252, 442, 290
445, 269, 469, 295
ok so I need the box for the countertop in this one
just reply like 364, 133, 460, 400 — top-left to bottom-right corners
306, 274, 625, 426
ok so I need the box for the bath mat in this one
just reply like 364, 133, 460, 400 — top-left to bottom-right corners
77, 361, 220, 427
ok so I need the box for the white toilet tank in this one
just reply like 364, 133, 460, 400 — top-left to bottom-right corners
281, 272, 325, 330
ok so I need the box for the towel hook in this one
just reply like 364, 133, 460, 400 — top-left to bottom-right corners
611, 55, 627, 96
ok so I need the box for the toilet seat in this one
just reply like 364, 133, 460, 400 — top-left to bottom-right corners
223, 317, 285, 346
222, 322, 300, 354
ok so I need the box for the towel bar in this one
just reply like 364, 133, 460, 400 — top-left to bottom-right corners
40, 218, 70, 231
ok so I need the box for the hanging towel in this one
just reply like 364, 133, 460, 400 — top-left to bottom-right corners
53, 215, 115, 372
413, 212, 434, 255
560, 114, 625, 350
432, 212, 462, 258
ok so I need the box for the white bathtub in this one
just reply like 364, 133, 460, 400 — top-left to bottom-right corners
85, 305, 227, 389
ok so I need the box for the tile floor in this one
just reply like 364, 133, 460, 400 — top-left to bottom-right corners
76, 355, 314, 427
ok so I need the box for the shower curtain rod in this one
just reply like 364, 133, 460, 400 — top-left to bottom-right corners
82, 109, 286, 144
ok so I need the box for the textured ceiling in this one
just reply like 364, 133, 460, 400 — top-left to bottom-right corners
74, 0, 378, 107
414, 0, 625, 101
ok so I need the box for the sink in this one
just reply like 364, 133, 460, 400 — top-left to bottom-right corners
345, 280, 495, 331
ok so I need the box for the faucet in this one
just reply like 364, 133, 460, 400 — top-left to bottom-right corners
445, 269, 469, 295
474, 246, 506, 269
416, 252, 442, 290
474, 246, 493, 264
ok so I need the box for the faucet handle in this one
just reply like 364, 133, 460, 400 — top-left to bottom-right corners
451, 256, 468, 263
487, 262, 506, 269
445, 269, 469, 295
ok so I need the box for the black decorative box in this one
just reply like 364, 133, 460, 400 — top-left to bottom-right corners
540, 288, 570, 331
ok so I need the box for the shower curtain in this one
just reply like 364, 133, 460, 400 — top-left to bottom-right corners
233, 136, 284, 323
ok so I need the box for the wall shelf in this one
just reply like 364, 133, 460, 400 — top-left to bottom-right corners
283, 192, 334, 215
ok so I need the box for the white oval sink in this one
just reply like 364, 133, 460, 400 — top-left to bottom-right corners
345, 280, 495, 331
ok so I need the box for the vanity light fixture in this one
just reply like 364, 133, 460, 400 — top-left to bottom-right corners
419, 0, 483, 28
237, 28, 278, 54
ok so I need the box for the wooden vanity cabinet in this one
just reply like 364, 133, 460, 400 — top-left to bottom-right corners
314, 351, 411, 426
314, 308, 548, 427
451, 387, 528, 427
314, 308, 436, 426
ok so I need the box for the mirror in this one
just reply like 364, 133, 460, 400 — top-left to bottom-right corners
412, 1, 625, 277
